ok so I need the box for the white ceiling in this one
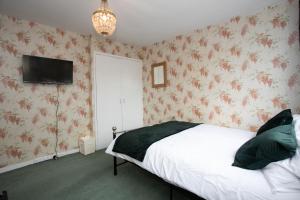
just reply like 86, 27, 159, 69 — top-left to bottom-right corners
0, 0, 281, 46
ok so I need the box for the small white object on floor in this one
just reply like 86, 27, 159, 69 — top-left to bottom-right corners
79, 136, 95, 155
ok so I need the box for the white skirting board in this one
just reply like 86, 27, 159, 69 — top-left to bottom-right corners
0, 148, 79, 174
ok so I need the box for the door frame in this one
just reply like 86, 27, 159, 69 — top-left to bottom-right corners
92, 51, 142, 150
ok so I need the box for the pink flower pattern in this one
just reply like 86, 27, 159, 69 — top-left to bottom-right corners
140, 0, 300, 132
0, 0, 299, 168
0, 11, 139, 167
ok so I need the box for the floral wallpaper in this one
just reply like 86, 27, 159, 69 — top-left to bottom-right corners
91, 36, 139, 60
0, 13, 140, 168
139, 0, 300, 131
0, 14, 93, 168
1, 0, 299, 169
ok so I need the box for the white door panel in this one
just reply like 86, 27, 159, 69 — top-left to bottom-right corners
94, 53, 143, 150
121, 60, 143, 130
95, 55, 122, 149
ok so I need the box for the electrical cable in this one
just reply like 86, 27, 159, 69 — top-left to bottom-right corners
54, 85, 59, 160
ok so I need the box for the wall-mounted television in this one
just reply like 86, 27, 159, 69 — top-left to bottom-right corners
22, 55, 73, 84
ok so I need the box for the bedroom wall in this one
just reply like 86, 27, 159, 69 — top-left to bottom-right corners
0, 14, 141, 169
140, 0, 300, 131
0, 0, 299, 169
0, 14, 93, 168
90, 36, 139, 60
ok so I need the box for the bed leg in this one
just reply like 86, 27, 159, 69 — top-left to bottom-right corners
169, 185, 173, 200
0, 191, 8, 200
114, 156, 117, 176
112, 127, 117, 176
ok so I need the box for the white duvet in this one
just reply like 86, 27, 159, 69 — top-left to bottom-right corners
106, 124, 300, 200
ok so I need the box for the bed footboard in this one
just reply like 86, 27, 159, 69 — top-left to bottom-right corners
0, 191, 8, 200
112, 127, 128, 176
111, 125, 204, 200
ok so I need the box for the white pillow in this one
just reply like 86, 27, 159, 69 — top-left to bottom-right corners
262, 114, 300, 193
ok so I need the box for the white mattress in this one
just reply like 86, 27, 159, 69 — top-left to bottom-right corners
106, 124, 300, 200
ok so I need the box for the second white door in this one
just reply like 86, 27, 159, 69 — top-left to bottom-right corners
94, 53, 143, 150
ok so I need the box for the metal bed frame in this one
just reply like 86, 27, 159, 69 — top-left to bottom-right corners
111, 127, 204, 200
0, 191, 8, 200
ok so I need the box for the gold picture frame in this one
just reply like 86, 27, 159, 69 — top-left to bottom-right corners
151, 61, 167, 88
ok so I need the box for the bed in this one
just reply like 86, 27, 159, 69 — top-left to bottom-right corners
106, 122, 300, 200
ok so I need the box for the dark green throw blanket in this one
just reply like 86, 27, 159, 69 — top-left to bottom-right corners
112, 121, 200, 161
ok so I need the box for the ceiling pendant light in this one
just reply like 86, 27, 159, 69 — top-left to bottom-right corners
92, 0, 117, 36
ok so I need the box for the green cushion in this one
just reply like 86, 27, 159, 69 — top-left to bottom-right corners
257, 109, 293, 135
233, 124, 297, 170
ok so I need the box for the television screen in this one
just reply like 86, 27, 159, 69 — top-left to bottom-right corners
22, 55, 73, 84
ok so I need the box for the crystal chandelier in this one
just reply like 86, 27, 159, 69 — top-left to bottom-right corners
92, 0, 117, 36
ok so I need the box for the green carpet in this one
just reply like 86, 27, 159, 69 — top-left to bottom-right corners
0, 150, 201, 200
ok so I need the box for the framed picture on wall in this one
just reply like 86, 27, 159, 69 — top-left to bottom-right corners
151, 61, 167, 88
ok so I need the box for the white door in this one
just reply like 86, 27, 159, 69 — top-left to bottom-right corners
94, 53, 143, 150
95, 54, 123, 150
120, 60, 143, 130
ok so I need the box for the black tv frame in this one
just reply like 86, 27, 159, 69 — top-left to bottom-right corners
22, 55, 73, 85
